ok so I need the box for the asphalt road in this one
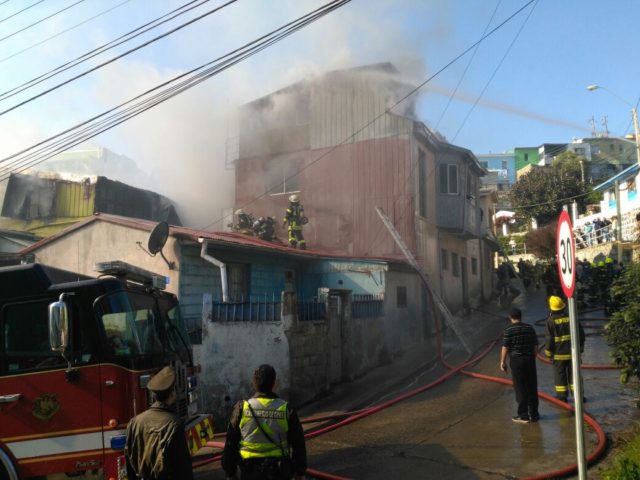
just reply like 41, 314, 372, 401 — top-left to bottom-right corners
195, 286, 640, 479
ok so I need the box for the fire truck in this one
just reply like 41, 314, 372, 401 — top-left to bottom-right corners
0, 260, 214, 479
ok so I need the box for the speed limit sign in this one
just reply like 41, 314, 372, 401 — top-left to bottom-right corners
556, 210, 576, 298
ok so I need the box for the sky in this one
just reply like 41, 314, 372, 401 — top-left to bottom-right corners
1, 0, 639, 226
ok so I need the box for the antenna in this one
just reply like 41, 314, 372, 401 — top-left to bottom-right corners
601, 115, 610, 137
589, 116, 597, 137
136, 221, 175, 270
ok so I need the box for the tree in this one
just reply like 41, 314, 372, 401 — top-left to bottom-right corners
524, 223, 556, 260
606, 261, 640, 407
510, 151, 592, 225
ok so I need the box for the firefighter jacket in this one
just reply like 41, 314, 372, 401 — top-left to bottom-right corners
222, 392, 307, 478
283, 204, 304, 231
544, 310, 585, 361
125, 401, 194, 480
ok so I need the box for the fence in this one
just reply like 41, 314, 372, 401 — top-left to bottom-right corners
209, 292, 384, 322
212, 294, 282, 322
352, 293, 384, 318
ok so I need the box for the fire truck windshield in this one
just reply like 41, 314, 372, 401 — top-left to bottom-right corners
96, 291, 166, 357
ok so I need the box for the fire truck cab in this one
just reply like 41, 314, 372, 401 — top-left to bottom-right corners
0, 261, 213, 480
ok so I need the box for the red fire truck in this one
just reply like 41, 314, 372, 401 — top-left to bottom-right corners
0, 261, 214, 479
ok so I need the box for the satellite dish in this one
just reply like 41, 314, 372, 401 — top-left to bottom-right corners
148, 222, 169, 255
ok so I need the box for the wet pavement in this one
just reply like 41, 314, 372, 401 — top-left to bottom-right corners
195, 283, 640, 479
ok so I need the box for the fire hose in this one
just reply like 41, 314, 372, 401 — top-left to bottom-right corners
195, 310, 609, 479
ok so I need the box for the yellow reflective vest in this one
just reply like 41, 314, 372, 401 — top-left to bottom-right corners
239, 397, 289, 459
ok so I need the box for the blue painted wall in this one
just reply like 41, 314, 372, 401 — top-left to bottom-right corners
476, 154, 516, 185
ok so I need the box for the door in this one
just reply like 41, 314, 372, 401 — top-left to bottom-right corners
461, 257, 469, 309
327, 294, 343, 383
0, 297, 104, 478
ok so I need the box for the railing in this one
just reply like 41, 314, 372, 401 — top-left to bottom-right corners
297, 299, 326, 322
352, 293, 384, 318
212, 294, 282, 322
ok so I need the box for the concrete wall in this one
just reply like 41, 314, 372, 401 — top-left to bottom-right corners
197, 320, 291, 424
26, 221, 181, 295
287, 320, 329, 405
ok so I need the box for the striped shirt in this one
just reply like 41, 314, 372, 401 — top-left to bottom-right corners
502, 322, 538, 357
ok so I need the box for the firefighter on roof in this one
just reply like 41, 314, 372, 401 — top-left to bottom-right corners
232, 209, 254, 234
283, 195, 307, 250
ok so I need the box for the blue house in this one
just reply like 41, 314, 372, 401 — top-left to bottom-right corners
20, 213, 431, 417
476, 153, 516, 192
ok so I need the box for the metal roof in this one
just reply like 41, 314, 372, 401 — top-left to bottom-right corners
19, 213, 405, 265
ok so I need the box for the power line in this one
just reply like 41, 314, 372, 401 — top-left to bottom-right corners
0, 0, 352, 181
0, 0, 85, 44
0, 0, 133, 65
197, 0, 538, 235
434, 0, 502, 130
0, 0, 44, 24
0, 0, 213, 104
451, 0, 538, 143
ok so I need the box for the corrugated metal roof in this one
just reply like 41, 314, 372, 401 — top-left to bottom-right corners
20, 213, 406, 265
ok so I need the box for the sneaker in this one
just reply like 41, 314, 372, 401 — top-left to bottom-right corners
529, 414, 540, 422
512, 416, 530, 424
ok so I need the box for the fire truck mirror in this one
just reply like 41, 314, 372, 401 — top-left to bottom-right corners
48, 296, 70, 353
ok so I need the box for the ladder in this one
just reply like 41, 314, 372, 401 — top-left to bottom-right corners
375, 207, 472, 354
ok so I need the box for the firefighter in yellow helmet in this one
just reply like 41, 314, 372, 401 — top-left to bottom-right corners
544, 296, 585, 402
282, 195, 307, 250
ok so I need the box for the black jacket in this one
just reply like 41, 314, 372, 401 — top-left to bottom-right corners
222, 391, 307, 477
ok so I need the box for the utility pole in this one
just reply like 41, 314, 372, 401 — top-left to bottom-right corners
589, 116, 597, 137
632, 107, 640, 166
601, 115, 610, 137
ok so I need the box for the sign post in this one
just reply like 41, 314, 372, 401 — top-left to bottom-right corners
556, 209, 586, 479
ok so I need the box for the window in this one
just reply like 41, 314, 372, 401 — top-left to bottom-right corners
439, 164, 458, 194
471, 257, 478, 275
501, 160, 508, 170
227, 264, 249, 302
610, 144, 615, 152
497, 183, 504, 191
267, 160, 300, 195
575, 147, 585, 155
418, 150, 428, 217
2, 301, 66, 372
451, 253, 460, 277
396, 286, 407, 308
441, 249, 449, 271
524, 153, 529, 162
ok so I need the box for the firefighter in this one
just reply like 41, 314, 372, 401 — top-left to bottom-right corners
222, 364, 307, 480
254, 216, 277, 242
234, 208, 255, 232
125, 367, 194, 480
544, 296, 585, 403
283, 195, 307, 250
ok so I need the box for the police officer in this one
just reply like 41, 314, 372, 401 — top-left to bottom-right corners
544, 296, 585, 402
283, 195, 307, 250
222, 364, 307, 480
125, 366, 194, 480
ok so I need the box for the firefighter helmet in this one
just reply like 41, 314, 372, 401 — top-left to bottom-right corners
235, 208, 244, 215
605, 257, 613, 264
288, 194, 299, 203
548, 295, 565, 312
597, 261, 605, 267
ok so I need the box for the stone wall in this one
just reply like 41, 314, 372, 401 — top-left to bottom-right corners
286, 320, 329, 406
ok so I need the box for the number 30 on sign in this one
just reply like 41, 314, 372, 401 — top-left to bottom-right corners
556, 210, 576, 298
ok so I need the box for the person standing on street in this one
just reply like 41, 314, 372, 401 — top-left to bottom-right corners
544, 295, 585, 402
500, 307, 540, 423
125, 366, 194, 480
222, 364, 307, 480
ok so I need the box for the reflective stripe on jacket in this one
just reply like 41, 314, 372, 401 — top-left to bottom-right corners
544, 311, 584, 361
239, 397, 289, 459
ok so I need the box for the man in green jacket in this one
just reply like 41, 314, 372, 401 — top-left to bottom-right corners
125, 367, 193, 480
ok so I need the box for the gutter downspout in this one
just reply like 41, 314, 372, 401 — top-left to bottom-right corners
199, 239, 228, 303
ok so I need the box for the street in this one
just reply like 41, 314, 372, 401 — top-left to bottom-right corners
196, 285, 640, 479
